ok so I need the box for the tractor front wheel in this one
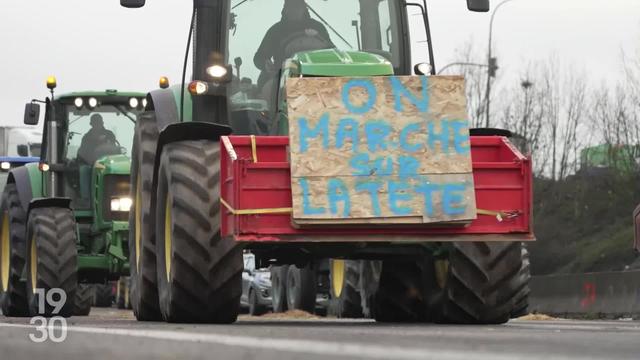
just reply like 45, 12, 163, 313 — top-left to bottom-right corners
155, 140, 243, 323
93, 283, 113, 307
74, 284, 93, 316
26, 207, 77, 318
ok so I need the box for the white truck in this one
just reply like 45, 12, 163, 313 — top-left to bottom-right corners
0, 126, 42, 157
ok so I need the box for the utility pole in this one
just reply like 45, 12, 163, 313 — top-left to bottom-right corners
484, 0, 517, 128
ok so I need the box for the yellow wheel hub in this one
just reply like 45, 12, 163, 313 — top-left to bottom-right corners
1, 212, 10, 292
164, 194, 172, 281
331, 259, 345, 298
135, 176, 142, 270
30, 235, 37, 293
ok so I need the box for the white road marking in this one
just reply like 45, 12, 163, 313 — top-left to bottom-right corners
0, 322, 589, 360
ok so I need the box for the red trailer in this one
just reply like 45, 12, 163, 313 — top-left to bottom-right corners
221, 135, 533, 244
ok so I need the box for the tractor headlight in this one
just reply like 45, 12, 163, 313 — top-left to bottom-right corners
129, 97, 139, 109
111, 197, 132, 212
414, 63, 432, 76
74, 97, 84, 109
88, 97, 98, 109
206, 64, 228, 79
1, 162, 10, 170
142, 98, 148, 108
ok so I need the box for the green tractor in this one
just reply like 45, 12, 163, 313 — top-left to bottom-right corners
119, 0, 533, 326
0, 78, 145, 317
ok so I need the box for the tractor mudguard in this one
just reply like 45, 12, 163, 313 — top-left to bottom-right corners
27, 198, 72, 219
151, 122, 232, 199
7, 165, 43, 214
146, 88, 180, 133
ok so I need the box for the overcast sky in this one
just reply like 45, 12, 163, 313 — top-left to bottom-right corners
1, 0, 638, 127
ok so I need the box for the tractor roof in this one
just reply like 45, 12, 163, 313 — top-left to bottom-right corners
57, 90, 146, 99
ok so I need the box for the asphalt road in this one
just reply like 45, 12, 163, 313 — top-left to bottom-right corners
0, 309, 639, 360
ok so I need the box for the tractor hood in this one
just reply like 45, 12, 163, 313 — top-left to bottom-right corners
94, 154, 130, 175
291, 49, 394, 77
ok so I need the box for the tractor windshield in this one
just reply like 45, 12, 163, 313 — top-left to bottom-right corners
61, 103, 139, 209
228, 0, 404, 122
64, 105, 137, 163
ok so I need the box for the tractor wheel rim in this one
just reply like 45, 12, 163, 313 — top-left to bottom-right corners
164, 193, 172, 281
30, 235, 37, 293
135, 176, 142, 270
332, 260, 345, 298
1, 212, 10, 292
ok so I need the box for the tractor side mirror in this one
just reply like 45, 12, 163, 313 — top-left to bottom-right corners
467, 0, 490, 12
120, 0, 145, 8
17, 145, 29, 157
24, 103, 40, 125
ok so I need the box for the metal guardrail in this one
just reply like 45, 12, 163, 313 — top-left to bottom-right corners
529, 271, 640, 318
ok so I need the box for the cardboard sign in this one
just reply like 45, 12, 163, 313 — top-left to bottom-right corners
287, 76, 477, 226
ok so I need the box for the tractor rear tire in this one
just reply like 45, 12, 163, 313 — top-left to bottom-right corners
93, 284, 113, 307
25, 207, 77, 318
373, 242, 529, 324
155, 140, 243, 323
0, 184, 29, 317
286, 264, 316, 313
328, 260, 363, 318
128, 112, 162, 321
270, 265, 288, 313
511, 246, 531, 318
74, 284, 93, 316
425, 242, 529, 324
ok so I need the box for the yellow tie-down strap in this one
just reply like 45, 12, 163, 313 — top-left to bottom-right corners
221, 197, 517, 222
220, 198, 292, 215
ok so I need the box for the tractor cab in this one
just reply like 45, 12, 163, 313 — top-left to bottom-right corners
53, 92, 144, 212
138, 0, 488, 136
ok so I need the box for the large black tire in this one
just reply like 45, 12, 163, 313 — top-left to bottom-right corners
128, 112, 162, 321
359, 260, 381, 319
248, 288, 267, 316
285, 264, 316, 313
0, 184, 29, 317
270, 265, 288, 313
74, 284, 93, 316
374, 242, 528, 324
511, 246, 531, 318
425, 242, 528, 324
25, 207, 77, 318
93, 283, 113, 307
328, 260, 363, 318
155, 140, 243, 323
